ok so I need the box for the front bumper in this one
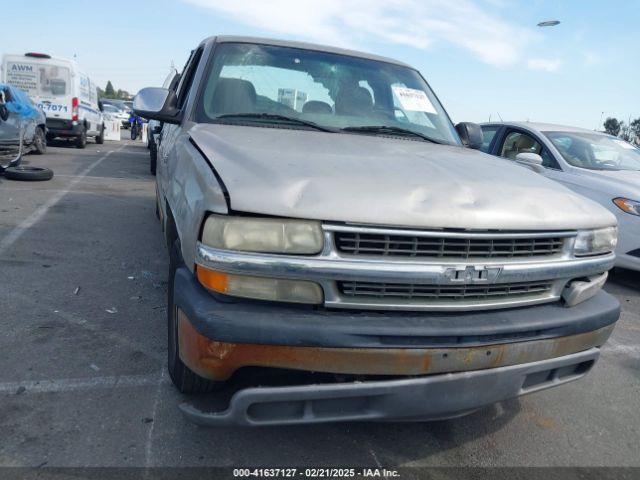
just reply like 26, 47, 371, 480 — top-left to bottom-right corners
174, 266, 619, 425
181, 348, 600, 426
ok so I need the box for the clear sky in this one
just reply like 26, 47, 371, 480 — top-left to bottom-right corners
1, 0, 638, 129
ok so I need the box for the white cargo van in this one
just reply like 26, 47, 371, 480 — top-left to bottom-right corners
1, 52, 104, 148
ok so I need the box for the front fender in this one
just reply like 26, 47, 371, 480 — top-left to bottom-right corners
165, 132, 228, 270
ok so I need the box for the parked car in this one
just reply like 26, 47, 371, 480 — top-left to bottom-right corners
135, 36, 620, 426
0, 83, 47, 155
102, 99, 132, 128
480, 122, 640, 272
0, 83, 54, 181
1, 52, 104, 148
102, 103, 129, 128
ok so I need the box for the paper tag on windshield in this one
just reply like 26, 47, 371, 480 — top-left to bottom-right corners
613, 139, 637, 150
392, 86, 437, 114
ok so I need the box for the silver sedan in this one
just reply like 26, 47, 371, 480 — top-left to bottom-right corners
480, 121, 640, 271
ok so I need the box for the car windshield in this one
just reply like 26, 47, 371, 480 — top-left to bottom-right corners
103, 105, 119, 113
545, 131, 640, 171
196, 43, 461, 145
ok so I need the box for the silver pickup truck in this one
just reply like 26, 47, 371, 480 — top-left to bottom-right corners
134, 36, 620, 426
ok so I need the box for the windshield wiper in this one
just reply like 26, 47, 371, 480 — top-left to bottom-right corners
342, 125, 444, 144
215, 113, 338, 133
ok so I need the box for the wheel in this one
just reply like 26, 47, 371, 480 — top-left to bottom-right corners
150, 144, 157, 175
75, 127, 87, 149
32, 127, 47, 154
96, 124, 105, 144
167, 240, 224, 393
4, 166, 54, 181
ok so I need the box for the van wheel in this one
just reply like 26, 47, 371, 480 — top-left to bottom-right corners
75, 127, 87, 149
96, 125, 105, 144
167, 241, 224, 394
33, 127, 47, 154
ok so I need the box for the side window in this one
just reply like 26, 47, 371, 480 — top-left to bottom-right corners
480, 126, 499, 153
176, 48, 203, 109
500, 131, 559, 169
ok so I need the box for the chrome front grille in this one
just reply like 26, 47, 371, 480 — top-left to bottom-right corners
334, 231, 565, 259
338, 280, 553, 302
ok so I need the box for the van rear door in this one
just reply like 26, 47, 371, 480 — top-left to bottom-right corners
4, 56, 73, 122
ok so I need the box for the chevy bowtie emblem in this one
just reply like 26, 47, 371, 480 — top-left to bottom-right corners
443, 265, 502, 284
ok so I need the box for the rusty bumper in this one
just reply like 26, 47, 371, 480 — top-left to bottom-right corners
178, 309, 614, 381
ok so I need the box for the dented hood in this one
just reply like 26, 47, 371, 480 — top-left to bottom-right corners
189, 124, 616, 231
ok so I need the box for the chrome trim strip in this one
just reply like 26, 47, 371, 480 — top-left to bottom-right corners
196, 243, 615, 285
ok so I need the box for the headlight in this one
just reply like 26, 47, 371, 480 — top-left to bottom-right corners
196, 266, 323, 304
574, 227, 618, 256
613, 198, 640, 216
202, 214, 323, 254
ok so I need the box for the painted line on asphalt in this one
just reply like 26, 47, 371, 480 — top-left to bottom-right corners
0, 143, 128, 256
144, 367, 166, 471
0, 373, 167, 395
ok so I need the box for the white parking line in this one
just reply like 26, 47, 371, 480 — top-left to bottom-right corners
0, 373, 167, 395
0, 144, 128, 256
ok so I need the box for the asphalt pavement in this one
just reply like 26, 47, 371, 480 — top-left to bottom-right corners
0, 137, 638, 468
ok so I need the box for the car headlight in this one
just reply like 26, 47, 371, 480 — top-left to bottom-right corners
573, 227, 618, 256
201, 214, 323, 254
613, 198, 640, 216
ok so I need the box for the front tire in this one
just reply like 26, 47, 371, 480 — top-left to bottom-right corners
75, 127, 87, 149
150, 143, 157, 175
96, 124, 105, 144
167, 240, 224, 393
33, 127, 47, 154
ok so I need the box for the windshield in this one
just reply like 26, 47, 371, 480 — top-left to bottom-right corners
103, 105, 119, 113
196, 43, 460, 145
545, 131, 640, 171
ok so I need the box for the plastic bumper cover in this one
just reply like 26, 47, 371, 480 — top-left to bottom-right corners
180, 348, 600, 426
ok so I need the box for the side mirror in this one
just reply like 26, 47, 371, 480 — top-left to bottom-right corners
455, 122, 483, 149
515, 152, 545, 173
98, 100, 104, 112
133, 87, 181, 124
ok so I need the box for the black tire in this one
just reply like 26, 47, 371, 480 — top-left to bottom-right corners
32, 127, 47, 154
75, 127, 87, 149
150, 144, 157, 175
96, 124, 105, 144
4, 166, 54, 181
167, 241, 224, 393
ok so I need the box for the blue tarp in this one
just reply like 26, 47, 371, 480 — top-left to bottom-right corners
0, 83, 40, 120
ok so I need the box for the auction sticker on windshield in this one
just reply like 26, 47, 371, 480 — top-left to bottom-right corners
392, 86, 437, 114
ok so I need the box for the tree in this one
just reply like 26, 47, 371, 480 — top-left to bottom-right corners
630, 118, 640, 141
603, 117, 622, 136
619, 122, 631, 141
104, 81, 115, 98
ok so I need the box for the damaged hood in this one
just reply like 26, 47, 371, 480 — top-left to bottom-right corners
189, 124, 616, 231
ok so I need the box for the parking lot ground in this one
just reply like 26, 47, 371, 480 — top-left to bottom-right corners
0, 138, 639, 468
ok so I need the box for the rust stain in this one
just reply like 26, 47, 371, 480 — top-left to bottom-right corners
177, 310, 616, 381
